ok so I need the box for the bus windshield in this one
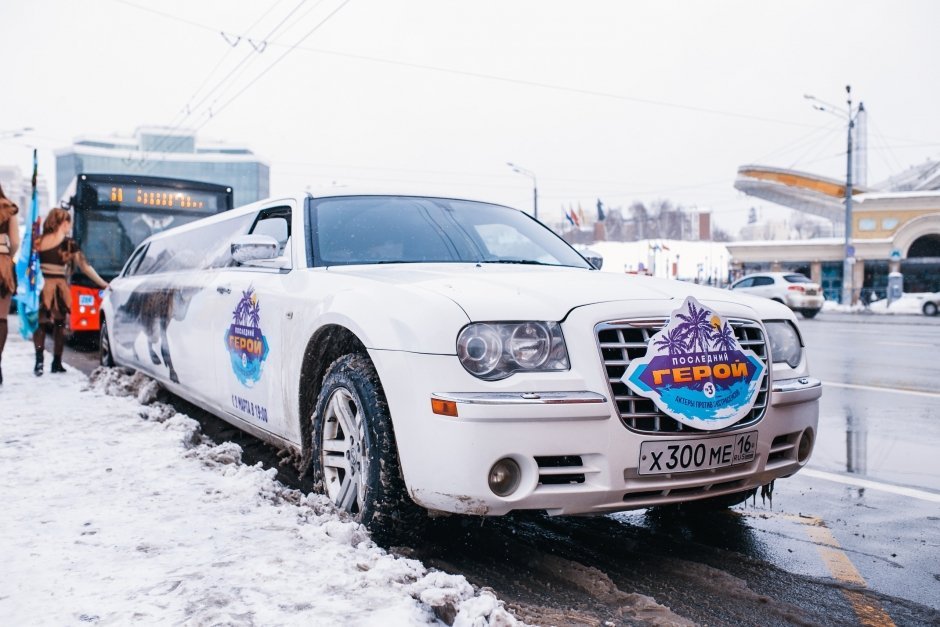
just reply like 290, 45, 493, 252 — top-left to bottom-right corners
65, 174, 233, 282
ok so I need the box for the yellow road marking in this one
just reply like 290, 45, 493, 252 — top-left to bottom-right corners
780, 514, 895, 627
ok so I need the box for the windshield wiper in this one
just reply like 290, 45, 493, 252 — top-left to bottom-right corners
481, 259, 560, 266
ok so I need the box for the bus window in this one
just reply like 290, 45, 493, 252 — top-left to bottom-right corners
62, 173, 234, 334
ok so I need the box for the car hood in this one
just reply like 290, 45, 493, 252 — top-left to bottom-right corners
327, 264, 785, 321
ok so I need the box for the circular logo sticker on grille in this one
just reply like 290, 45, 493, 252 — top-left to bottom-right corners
622, 296, 766, 431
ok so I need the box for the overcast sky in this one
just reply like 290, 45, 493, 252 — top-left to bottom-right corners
2, 0, 938, 233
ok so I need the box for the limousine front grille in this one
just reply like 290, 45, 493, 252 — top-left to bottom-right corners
595, 318, 769, 434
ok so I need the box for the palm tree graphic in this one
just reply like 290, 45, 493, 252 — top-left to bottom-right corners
233, 288, 255, 326
654, 326, 690, 356
247, 299, 261, 328
676, 301, 714, 353
712, 321, 737, 352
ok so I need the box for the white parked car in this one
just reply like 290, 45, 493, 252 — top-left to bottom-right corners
100, 192, 820, 537
922, 293, 940, 316
730, 272, 824, 318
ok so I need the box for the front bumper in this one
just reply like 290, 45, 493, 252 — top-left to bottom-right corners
370, 346, 821, 517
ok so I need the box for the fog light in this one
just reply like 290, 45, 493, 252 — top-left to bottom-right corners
488, 458, 521, 497
798, 429, 814, 463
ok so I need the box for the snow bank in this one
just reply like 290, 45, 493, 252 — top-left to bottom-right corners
822, 293, 931, 316
0, 337, 519, 626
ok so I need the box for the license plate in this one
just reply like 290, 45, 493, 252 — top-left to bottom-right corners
805, 289, 818, 295
79, 294, 95, 306
638, 431, 757, 475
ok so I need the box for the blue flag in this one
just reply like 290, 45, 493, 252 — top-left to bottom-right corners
15, 149, 41, 339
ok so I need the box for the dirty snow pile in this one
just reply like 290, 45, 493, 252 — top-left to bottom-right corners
0, 337, 518, 626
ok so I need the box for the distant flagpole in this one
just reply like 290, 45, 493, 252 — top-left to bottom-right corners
15, 149, 41, 339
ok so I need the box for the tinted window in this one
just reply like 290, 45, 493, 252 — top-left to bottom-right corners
733, 278, 754, 289
310, 196, 590, 268
750, 276, 775, 286
783, 274, 812, 283
122, 243, 149, 277
135, 213, 255, 275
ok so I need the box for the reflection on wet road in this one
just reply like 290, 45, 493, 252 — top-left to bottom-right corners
800, 313, 940, 494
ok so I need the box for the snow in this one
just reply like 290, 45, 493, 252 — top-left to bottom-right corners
822, 293, 933, 315
586, 239, 731, 283
0, 335, 519, 626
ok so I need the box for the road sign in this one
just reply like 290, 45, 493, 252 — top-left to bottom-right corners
890, 248, 901, 261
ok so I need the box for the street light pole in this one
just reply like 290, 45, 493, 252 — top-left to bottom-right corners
804, 88, 861, 305
506, 162, 538, 221
843, 85, 855, 306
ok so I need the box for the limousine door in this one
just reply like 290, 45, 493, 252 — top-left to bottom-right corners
109, 243, 228, 410
210, 206, 294, 440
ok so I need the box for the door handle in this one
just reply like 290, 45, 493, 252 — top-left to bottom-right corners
216, 285, 231, 295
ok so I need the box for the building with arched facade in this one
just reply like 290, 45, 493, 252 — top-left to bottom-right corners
727, 190, 940, 301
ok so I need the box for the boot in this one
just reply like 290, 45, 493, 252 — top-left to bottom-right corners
34, 349, 44, 377
51, 356, 67, 374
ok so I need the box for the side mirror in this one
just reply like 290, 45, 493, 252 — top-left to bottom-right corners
231, 234, 279, 264
580, 248, 604, 270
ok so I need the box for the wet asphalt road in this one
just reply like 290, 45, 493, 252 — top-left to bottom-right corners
63, 313, 940, 625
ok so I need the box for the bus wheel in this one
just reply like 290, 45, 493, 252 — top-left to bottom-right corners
99, 317, 115, 367
310, 353, 422, 542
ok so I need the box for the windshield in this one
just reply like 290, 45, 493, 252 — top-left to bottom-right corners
310, 196, 592, 269
783, 274, 812, 283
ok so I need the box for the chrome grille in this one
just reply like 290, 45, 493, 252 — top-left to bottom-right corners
595, 318, 770, 434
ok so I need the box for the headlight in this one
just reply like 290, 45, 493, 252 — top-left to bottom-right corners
457, 322, 569, 380
764, 321, 803, 368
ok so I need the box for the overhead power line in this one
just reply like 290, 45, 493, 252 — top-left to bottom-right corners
141, 0, 315, 163
111, 0, 825, 130
193, 0, 351, 127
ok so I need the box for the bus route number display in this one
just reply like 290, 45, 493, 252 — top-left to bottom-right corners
95, 184, 217, 211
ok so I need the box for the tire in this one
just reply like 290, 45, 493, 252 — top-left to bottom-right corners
924, 302, 939, 316
311, 353, 423, 540
99, 317, 115, 367
801, 308, 819, 319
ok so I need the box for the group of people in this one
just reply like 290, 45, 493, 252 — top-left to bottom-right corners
0, 183, 109, 384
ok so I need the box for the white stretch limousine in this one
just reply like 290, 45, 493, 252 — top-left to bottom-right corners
100, 192, 821, 535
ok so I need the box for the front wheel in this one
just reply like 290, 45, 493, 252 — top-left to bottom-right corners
311, 353, 422, 539
99, 317, 115, 367
924, 302, 938, 316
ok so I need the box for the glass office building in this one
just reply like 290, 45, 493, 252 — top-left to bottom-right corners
55, 127, 269, 208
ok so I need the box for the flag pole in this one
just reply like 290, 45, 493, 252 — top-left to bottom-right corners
15, 149, 41, 339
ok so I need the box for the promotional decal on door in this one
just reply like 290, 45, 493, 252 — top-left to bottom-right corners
224, 287, 270, 388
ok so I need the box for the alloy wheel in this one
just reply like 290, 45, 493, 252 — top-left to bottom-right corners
320, 387, 368, 513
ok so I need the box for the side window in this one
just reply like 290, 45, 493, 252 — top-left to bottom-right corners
733, 278, 754, 289
134, 213, 255, 275
122, 243, 149, 277
752, 276, 775, 287
250, 207, 292, 258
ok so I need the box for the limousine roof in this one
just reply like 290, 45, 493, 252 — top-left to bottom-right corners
303, 185, 503, 205
141, 188, 521, 243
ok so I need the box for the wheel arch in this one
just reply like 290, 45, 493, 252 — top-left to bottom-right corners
297, 324, 370, 474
